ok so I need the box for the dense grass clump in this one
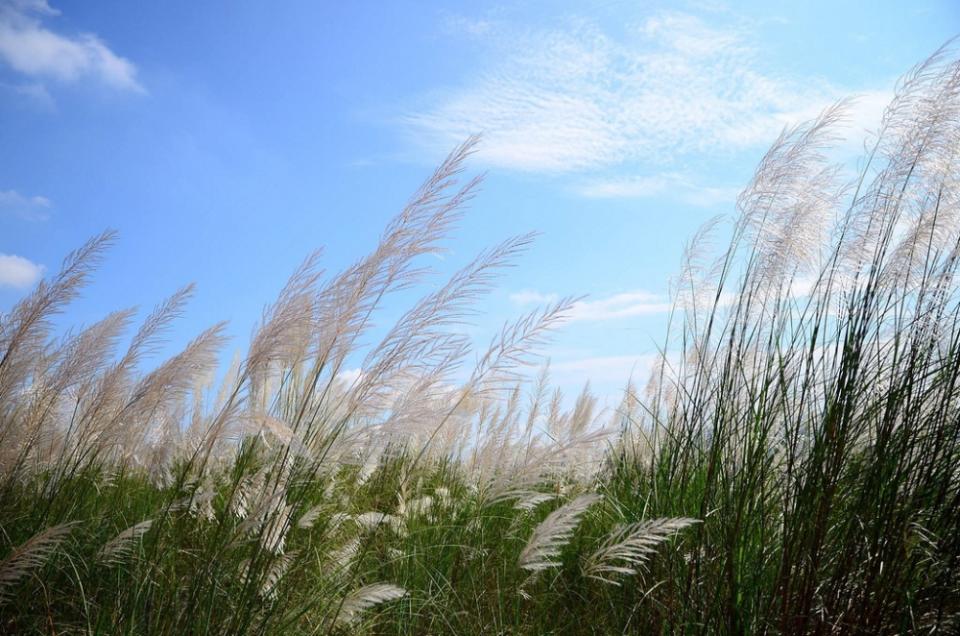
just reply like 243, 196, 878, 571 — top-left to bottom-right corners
2, 48, 960, 634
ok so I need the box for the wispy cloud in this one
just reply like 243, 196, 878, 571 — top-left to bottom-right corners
512, 289, 671, 322
1, 78, 54, 108
0, 0, 143, 94
406, 11, 835, 174
509, 289, 559, 305
0, 252, 43, 288
551, 353, 658, 385
0, 188, 51, 221
440, 13, 495, 39
568, 292, 671, 322
576, 172, 742, 206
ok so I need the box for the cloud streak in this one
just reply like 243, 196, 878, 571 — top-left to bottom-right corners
0, 253, 43, 288
576, 172, 742, 206
551, 353, 658, 385
0, 188, 51, 221
406, 11, 832, 174
568, 292, 671, 322
0, 0, 143, 93
513, 289, 671, 322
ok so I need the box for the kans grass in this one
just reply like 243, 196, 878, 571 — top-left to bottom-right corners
2, 48, 960, 635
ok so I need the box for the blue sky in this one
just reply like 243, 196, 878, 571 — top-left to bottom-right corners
1, 0, 957, 406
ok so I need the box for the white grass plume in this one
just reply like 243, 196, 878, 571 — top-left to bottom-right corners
246, 250, 323, 398
0, 523, 75, 605
297, 503, 324, 529
292, 137, 482, 431
514, 492, 557, 511
335, 583, 408, 626
351, 233, 534, 415
260, 501, 293, 554
468, 296, 578, 398
80, 284, 195, 429
353, 511, 404, 534
518, 493, 601, 573
260, 550, 298, 600
327, 536, 361, 578
582, 517, 700, 585
97, 519, 153, 564
0, 231, 114, 403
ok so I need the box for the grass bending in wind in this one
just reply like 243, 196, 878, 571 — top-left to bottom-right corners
2, 46, 960, 634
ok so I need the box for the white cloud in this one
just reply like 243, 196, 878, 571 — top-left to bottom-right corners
440, 13, 495, 39
0, 0, 143, 93
509, 289, 559, 305
336, 367, 363, 385
0, 188, 51, 220
551, 353, 658, 385
0, 253, 44, 288
0, 78, 54, 108
576, 172, 742, 206
512, 288, 671, 321
406, 11, 834, 174
567, 291, 671, 322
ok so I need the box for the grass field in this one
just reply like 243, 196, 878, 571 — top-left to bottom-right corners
2, 48, 959, 634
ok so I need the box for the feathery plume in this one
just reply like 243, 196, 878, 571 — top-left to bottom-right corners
0, 231, 115, 404
518, 493, 601, 573
582, 517, 700, 585
260, 550, 298, 600
336, 583, 407, 626
97, 519, 153, 564
297, 504, 324, 529
0, 523, 75, 605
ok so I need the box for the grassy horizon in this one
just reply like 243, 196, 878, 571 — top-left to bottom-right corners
2, 46, 960, 634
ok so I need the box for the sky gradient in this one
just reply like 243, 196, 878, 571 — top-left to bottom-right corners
1, 0, 958, 405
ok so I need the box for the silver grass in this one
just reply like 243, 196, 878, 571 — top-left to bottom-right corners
46, 309, 136, 397
522, 363, 551, 442
398, 495, 434, 518
672, 213, 726, 319
518, 493, 602, 573
328, 512, 352, 531
0, 523, 75, 605
261, 502, 292, 554
0, 231, 115, 404
353, 511, 404, 534
246, 250, 323, 398
839, 48, 960, 275
296, 504, 324, 529
79, 285, 195, 436
232, 487, 292, 549
260, 550, 298, 600
328, 536, 361, 576
467, 296, 578, 398
125, 324, 228, 426
335, 582, 407, 626
350, 234, 534, 415
294, 138, 481, 432
737, 101, 850, 292
513, 492, 557, 511
170, 481, 218, 522
97, 519, 153, 564
566, 382, 597, 440
478, 428, 612, 506
582, 517, 700, 585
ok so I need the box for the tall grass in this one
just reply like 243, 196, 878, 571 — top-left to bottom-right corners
2, 48, 959, 634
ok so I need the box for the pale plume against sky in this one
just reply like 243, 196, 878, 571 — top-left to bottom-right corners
1, 0, 956, 404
